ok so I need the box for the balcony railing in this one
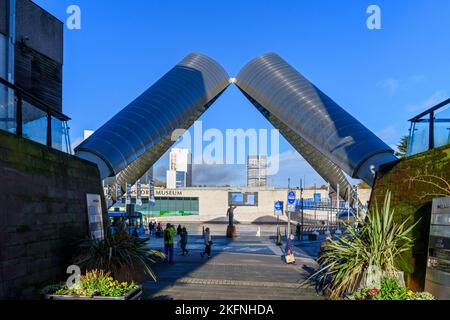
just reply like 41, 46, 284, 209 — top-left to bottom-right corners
407, 98, 450, 156
0, 77, 72, 153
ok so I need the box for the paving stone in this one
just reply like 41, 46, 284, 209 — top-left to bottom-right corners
144, 233, 323, 300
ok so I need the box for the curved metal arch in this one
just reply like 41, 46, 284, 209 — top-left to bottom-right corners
235, 53, 397, 185
75, 53, 231, 185
75, 52, 397, 199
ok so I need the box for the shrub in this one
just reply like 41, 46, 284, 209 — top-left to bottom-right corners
72, 223, 164, 282
306, 191, 418, 298
372, 277, 408, 300
411, 292, 435, 300
346, 276, 435, 300
43, 270, 138, 298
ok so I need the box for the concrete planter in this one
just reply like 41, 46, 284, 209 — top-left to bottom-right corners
43, 285, 143, 300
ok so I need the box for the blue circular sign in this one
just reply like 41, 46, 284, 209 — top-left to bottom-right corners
274, 201, 283, 211
288, 191, 296, 204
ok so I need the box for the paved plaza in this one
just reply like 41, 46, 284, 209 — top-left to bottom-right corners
143, 224, 325, 300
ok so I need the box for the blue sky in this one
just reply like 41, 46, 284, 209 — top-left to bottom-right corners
34, 0, 450, 187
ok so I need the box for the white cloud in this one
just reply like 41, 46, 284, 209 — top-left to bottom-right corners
379, 78, 400, 95
271, 150, 325, 187
375, 125, 397, 142
378, 75, 426, 96
405, 90, 448, 113
192, 164, 245, 186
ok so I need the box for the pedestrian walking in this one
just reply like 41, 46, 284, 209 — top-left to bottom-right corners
284, 233, 296, 264
148, 221, 153, 235
177, 224, 182, 236
201, 227, 212, 259
180, 227, 189, 256
156, 222, 163, 238
163, 223, 176, 264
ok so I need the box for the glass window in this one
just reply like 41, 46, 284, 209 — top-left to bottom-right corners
159, 198, 169, 211
51, 116, 64, 151
191, 198, 199, 212
22, 100, 48, 146
0, 34, 6, 79
408, 121, 429, 156
0, 82, 16, 133
434, 106, 450, 149
176, 171, 186, 188
168, 198, 176, 211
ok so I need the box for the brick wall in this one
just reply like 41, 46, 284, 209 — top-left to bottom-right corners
0, 130, 107, 299
371, 144, 450, 290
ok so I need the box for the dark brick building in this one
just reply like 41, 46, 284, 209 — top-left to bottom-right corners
0, 1, 107, 299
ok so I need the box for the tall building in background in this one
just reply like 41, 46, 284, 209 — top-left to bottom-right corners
247, 155, 267, 187
166, 148, 192, 189
83, 130, 95, 140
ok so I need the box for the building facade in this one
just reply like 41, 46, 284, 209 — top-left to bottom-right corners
108, 186, 372, 224
166, 148, 192, 188
0, 0, 70, 152
247, 155, 267, 187
0, 1, 105, 298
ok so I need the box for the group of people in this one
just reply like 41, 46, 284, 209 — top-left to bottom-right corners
148, 221, 164, 237
159, 223, 190, 264
152, 222, 213, 264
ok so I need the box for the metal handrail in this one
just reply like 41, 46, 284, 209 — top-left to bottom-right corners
408, 98, 450, 122
0, 76, 71, 152
408, 98, 450, 152
0, 76, 70, 121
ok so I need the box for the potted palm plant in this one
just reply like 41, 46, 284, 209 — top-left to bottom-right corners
42, 222, 164, 300
305, 191, 420, 299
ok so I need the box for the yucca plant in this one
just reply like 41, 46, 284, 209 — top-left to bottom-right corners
306, 191, 418, 299
73, 223, 164, 282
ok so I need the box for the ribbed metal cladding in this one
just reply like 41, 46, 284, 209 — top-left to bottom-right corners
75, 53, 230, 186
236, 53, 397, 184
241, 91, 358, 206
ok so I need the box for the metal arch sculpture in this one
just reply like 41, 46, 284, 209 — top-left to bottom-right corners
235, 53, 397, 186
75, 53, 231, 190
75, 52, 397, 199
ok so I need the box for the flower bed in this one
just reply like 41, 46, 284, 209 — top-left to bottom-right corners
42, 270, 142, 300
346, 277, 434, 300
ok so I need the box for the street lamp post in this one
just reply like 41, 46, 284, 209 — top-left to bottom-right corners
287, 178, 291, 237
300, 178, 304, 241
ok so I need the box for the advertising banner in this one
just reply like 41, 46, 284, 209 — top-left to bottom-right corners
126, 182, 132, 205
149, 167, 155, 207
116, 182, 122, 206
136, 179, 142, 206
86, 194, 104, 240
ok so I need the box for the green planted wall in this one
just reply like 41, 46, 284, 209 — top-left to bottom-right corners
372, 144, 450, 290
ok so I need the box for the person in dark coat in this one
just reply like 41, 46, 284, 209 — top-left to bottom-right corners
180, 227, 189, 256
177, 224, 182, 236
